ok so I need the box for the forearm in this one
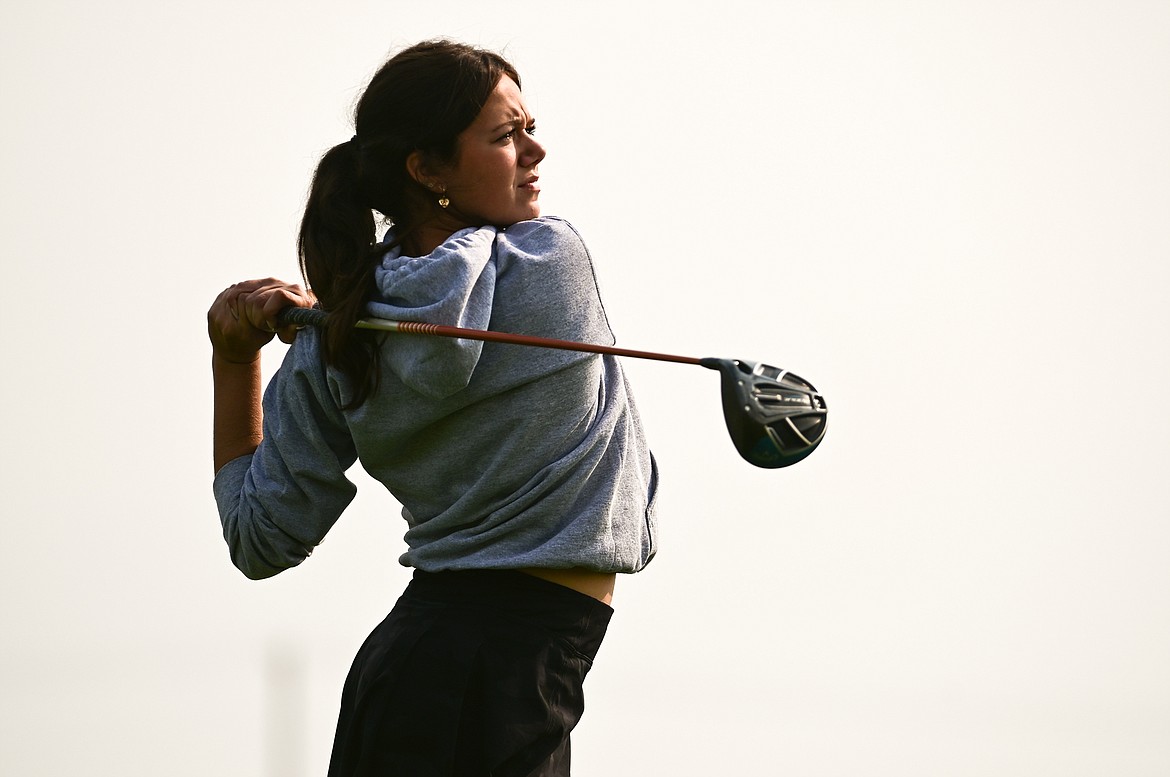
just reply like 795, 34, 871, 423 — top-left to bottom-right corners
213, 353, 263, 472
208, 278, 315, 472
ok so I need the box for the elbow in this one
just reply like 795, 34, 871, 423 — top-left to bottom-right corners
222, 513, 307, 580
228, 539, 307, 580
233, 555, 285, 581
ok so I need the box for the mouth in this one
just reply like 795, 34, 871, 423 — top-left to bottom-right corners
520, 175, 540, 192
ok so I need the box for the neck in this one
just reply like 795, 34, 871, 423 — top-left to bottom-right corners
400, 212, 474, 258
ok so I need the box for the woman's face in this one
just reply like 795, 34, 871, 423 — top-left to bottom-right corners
439, 76, 545, 227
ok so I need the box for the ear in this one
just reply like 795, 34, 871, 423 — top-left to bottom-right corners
405, 150, 443, 191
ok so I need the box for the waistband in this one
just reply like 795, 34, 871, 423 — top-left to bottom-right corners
404, 569, 613, 660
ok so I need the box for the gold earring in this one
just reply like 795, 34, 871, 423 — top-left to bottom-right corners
438, 190, 450, 209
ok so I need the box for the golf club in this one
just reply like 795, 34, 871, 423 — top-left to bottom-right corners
277, 307, 827, 468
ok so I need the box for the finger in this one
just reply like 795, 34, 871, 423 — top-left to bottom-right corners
219, 279, 311, 347
208, 284, 245, 332
240, 298, 279, 337
208, 286, 272, 362
257, 285, 313, 329
238, 289, 297, 335
212, 280, 270, 322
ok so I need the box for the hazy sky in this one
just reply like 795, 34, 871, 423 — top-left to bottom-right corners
3, 1, 1168, 774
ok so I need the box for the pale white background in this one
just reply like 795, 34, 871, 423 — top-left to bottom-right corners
2, 1, 1168, 775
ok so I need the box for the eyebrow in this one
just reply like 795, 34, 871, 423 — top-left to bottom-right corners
490, 115, 532, 133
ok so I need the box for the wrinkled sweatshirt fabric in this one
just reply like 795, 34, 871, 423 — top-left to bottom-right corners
213, 217, 659, 580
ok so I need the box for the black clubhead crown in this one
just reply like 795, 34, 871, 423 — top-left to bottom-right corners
700, 358, 828, 468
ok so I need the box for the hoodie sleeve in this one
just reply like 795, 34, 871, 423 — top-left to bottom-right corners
213, 330, 358, 579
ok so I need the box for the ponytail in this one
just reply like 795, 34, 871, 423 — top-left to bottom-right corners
297, 140, 382, 408
295, 40, 520, 409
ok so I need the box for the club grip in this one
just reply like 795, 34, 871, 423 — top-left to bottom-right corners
277, 307, 328, 328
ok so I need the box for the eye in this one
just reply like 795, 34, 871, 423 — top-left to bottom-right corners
496, 122, 536, 143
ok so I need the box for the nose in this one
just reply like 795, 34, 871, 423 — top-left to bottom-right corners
520, 133, 546, 168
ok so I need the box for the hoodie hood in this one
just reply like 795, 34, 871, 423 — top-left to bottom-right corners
367, 226, 499, 399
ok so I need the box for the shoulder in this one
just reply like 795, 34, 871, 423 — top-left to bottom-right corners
498, 216, 589, 254
273, 324, 349, 408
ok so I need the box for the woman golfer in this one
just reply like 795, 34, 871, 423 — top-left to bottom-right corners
207, 40, 658, 776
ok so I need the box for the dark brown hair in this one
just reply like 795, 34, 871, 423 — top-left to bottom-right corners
297, 40, 519, 407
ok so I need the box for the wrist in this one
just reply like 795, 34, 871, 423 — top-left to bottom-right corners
212, 348, 261, 368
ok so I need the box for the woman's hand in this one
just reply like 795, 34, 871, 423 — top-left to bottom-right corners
207, 279, 316, 364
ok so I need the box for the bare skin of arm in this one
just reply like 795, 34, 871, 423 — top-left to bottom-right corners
207, 279, 315, 472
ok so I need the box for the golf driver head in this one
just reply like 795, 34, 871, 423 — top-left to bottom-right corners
700, 358, 828, 468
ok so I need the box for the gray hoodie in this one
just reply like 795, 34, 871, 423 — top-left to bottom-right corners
214, 217, 658, 580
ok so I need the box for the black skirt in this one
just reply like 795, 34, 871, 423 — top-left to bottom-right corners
327, 569, 614, 777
